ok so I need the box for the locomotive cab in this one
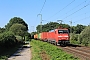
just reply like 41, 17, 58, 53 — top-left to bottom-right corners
55, 29, 70, 45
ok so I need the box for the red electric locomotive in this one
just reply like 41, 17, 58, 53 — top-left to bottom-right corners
48, 27, 70, 45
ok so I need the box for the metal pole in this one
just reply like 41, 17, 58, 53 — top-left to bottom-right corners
37, 14, 42, 32
69, 20, 72, 33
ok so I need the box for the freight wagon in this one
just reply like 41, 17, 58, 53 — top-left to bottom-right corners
41, 32, 48, 41
34, 34, 38, 39
37, 33, 41, 40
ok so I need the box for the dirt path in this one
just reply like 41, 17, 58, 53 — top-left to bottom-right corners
8, 43, 31, 60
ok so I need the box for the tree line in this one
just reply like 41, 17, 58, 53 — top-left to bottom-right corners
36, 22, 86, 34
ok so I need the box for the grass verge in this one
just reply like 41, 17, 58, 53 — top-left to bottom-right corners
30, 39, 79, 60
30, 40, 42, 60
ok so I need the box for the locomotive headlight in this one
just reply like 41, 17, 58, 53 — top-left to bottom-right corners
64, 36, 69, 40
64, 36, 68, 37
58, 36, 62, 37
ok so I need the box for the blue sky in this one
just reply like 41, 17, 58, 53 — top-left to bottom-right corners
0, 0, 90, 32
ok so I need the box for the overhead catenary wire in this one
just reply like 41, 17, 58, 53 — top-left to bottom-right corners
38, 0, 90, 26
72, 11, 89, 18
39, 0, 46, 14
74, 15, 90, 23
65, 0, 87, 15
63, 1, 90, 20
47, 0, 75, 20
56, 0, 88, 20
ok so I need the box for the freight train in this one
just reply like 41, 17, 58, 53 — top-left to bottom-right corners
34, 27, 70, 45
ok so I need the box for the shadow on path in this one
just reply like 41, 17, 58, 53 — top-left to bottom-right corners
8, 43, 32, 60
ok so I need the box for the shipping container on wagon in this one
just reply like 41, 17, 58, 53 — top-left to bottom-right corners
41, 32, 48, 41
38, 33, 41, 39
34, 34, 38, 39
48, 30, 56, 43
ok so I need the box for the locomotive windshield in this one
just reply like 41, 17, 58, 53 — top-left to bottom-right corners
58, 30, 68, 34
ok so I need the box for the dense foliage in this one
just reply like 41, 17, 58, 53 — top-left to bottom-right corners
0, 28, 5, 33
36, 22, 86, 34
36, 22, 70, 33
31, 40, 79, 60
25, 32, 31, 41
0, 17, 29, 59
72, 24, 86, 34
0, 31, 17, 48
70, 26, 90, 46
5, 17, 28, 31
70, 33, 79, 44
78, 26, 90, 46
0, 17, 29, 48
9, 23, 27, 37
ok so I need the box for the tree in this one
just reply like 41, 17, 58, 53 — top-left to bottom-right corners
79, 26, 90, 46
0, 31, 17, 48
36, 22, 70, 33
25, 32, 31, 41
9, 23, 27, 37
70, 33, 79, 44
0, 27, 5, 33
5, 17, 28, 31
72, 24, 86, 34
36, 22, 59, 33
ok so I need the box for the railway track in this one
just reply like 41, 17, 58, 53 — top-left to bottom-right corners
57, 44, 90, 60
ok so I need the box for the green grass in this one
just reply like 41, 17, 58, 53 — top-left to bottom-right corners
31, 40, 42, 60
30, 39, 79, 60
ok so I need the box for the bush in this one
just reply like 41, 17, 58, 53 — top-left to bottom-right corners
70, 33, 79, 44
15, 36, 23, 41
15, 35, 24, 44
0, 31, 17, 48
25, 36, 31, 41
79, 26, 90, 46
